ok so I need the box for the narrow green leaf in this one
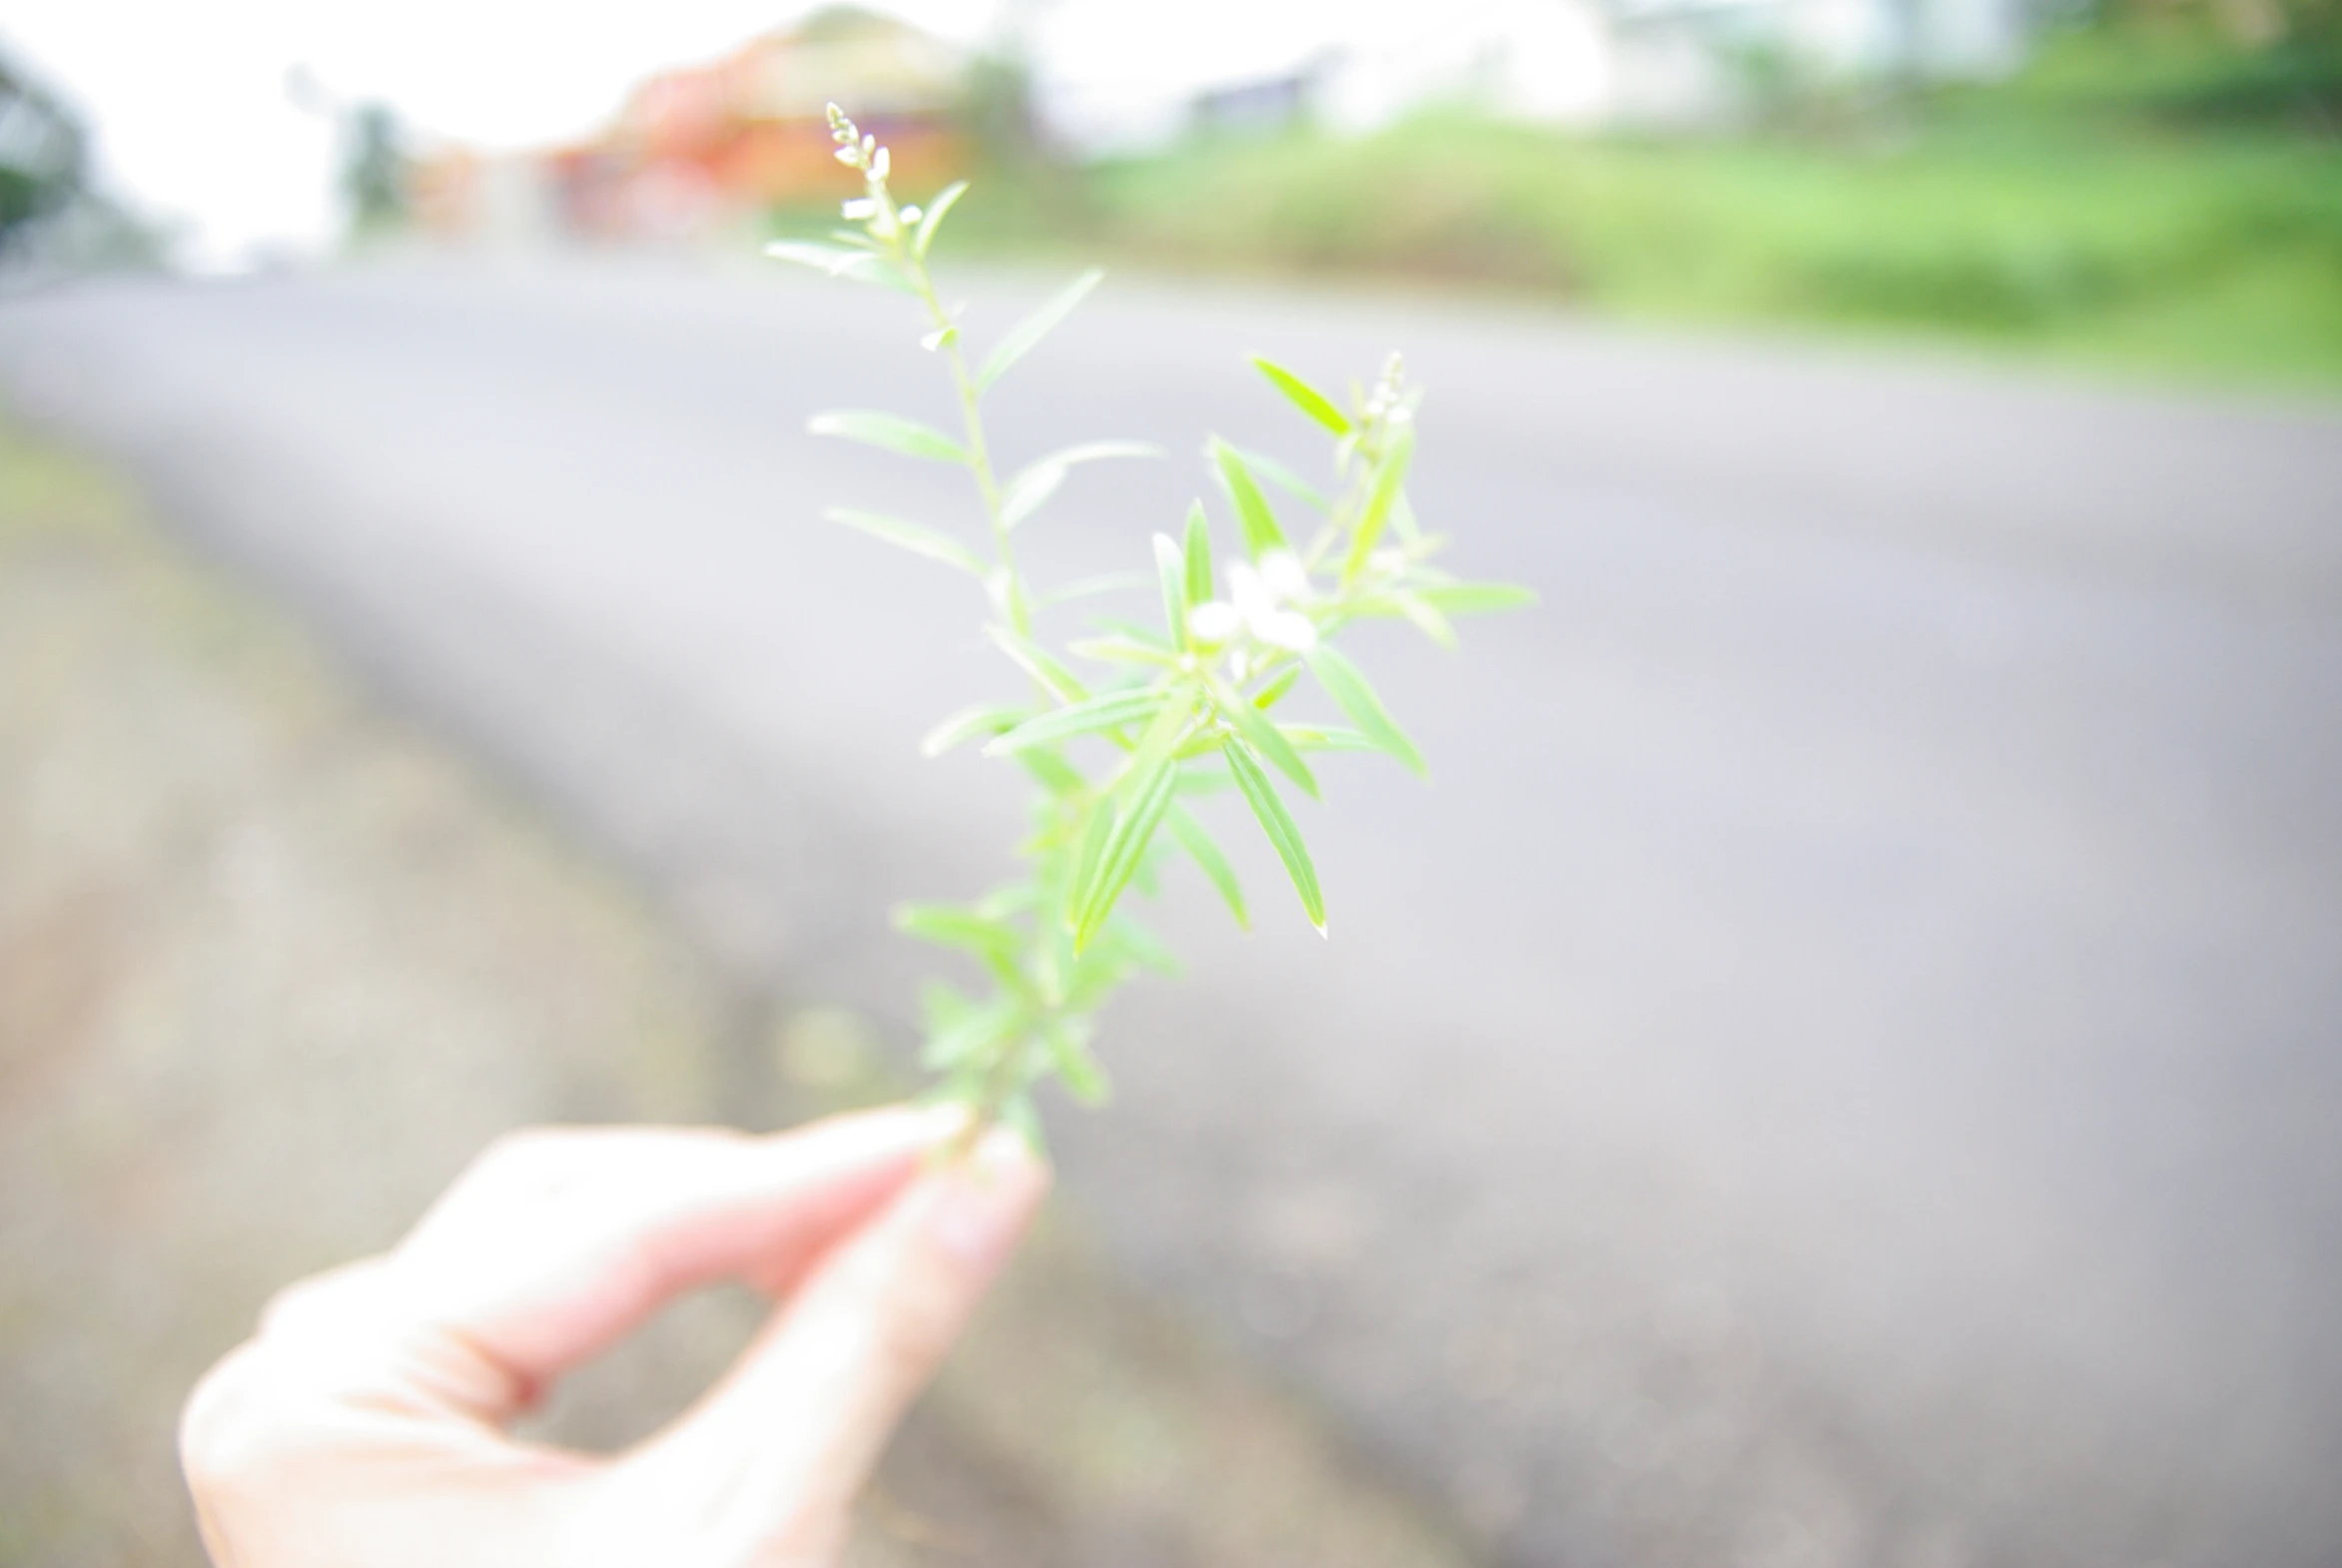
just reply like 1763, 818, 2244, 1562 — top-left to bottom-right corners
1038, 569, 1150, 607
766, 240, 914, 292
1070, 690, 1198, 946
1042, 1017, 1109, 1104
1387, 590, 1457, 649
1090, 618, 1175, 651
1342, 425, 1415, 582
824, 507, 987, 575
1224, 443, 1330, 511
1175, 728, 1227, 761
1024, 439, 1163, 469
765, 239, 869, 273
987, 627, 1090, 703
1073, 742, 1182, 949
1041, 916, 1079, 999
1207, 673, 1318, 798
896, 904, 1024, 971
1391, 490, 1423, 543
1152, 532, 1187, 644
1167, 806, 1247, 929
1415, 581, 1538, 615
999, 440, 1161, 529
977, 268, 1104, 391
979, 886, 1038, 921
1210, 438, 1287, 557
997, 1090, 1048, 1152
1121, 690, 1196, 789
1065, 794, 1116, 929
1017, 747, 1087, 796
1251, 666, 1300, 710
986, 687, 1162, 754
896, 903, 1016, 955
1307, 645, 1427, 775
809, 409, 969, 464
920, 979, 975, 1037
921, 702, 1026, 757
998, 462, 1067, 529
1251, 355, 1352, 434
1068, 635, 1180, 667
1130, 822, 1166, 904
1105, 911, 1180, 973
922, 990, 1022, 1070
1060, 945, 1123, 1012
1279, 724, 1378, 752
1225, 738, 1325, 933
913, 179, 969, 257
1347, 591, 1470, 648
1181, 501, 1213, 609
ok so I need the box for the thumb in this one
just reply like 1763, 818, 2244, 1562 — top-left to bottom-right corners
625, 1126, 1049, 1556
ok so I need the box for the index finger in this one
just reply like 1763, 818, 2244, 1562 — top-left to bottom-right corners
363, 1105, 966, 1421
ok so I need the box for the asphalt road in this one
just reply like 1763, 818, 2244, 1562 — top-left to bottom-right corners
6, 257, 2339, 1568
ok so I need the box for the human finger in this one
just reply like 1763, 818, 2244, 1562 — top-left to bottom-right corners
375, 1105, 965, 1420
627, 1127, 1048, 1556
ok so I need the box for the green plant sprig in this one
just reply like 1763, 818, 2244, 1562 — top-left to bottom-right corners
772, 105, 1532, 1146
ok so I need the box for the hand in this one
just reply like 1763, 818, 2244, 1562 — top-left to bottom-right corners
179, 1106, 1048, 1568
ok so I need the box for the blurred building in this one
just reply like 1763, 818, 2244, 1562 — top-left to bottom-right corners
1118, 0, 2035, 151
411, 7, 968, 247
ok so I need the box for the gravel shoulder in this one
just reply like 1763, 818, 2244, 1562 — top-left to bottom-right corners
0, 409, 1475, 1568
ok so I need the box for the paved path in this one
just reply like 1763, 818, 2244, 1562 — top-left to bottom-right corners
6, 258, 2339, 1567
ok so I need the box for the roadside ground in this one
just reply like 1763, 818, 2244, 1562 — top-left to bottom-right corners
0, 409, 1477, 1568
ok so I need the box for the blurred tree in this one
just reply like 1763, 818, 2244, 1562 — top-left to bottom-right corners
961, 50, 1042, 167
0, 50, 88, 251
343, 102, 409, 236
960, 0, 1059, 169
2091, 0, 2335, 45
2017, 0, 2342, 127
923, 0, 1095, 246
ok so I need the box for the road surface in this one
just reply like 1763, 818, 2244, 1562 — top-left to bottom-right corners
6, 257, 2339, 1568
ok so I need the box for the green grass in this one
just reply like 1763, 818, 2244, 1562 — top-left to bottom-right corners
924, 112, 2342, 391
762, 27, 2342, 390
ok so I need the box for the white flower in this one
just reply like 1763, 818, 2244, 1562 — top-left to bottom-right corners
1186, 601, 1242, 643
1227, 560, 1317, 651
1258, 548, 1310, 602
1255, 610, 1317, 652
1228, 560, 1273, 625
899, 204, 922, 224
841, 197, 880, 220
870, 146, 890, 181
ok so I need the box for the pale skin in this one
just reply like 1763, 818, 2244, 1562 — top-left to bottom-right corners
178, 1106, 1049, 1568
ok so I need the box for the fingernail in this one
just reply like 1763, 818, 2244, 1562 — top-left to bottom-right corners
926, 1128, 1048, 1270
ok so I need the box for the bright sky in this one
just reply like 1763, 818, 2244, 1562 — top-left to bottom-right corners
0, 0, 1550, 270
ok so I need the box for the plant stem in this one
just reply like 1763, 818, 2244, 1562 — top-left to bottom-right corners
894, 221, 1062, 1149
906, 256, 1031, 638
